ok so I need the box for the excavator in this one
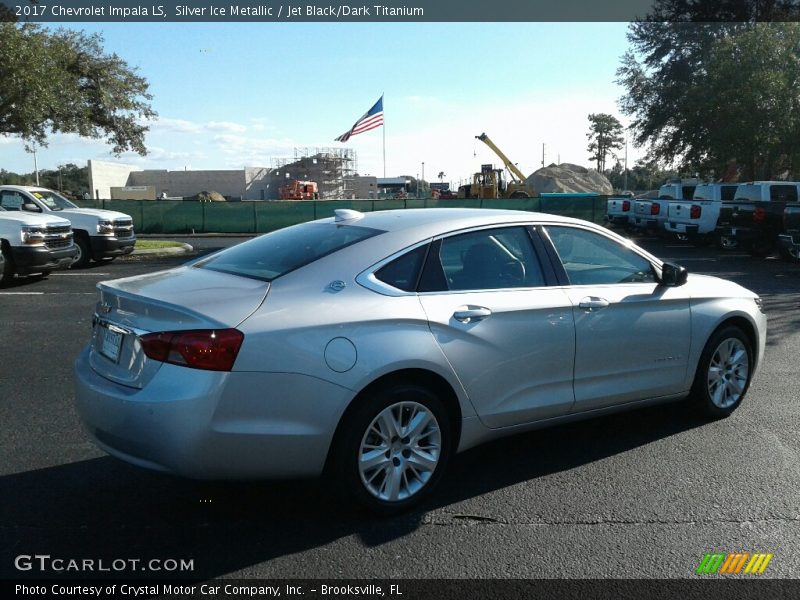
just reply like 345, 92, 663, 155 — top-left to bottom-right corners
459, 133, 535, 199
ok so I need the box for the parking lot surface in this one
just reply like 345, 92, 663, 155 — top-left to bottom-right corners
2, 234, 799, 580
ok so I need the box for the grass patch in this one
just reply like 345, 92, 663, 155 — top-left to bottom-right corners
135, 240, 185, 250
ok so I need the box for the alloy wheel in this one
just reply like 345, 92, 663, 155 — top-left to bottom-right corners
707, 338, 749, 409
358, 401, 442, 502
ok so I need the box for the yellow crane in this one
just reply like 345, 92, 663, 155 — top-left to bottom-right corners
461, 133, 535, 199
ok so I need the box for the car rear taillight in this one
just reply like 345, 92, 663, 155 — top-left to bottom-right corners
651, 203, 661, 215
754, 207, 766, 224
690, 205, 702, 219
622, 200, 631, 212
140, 329, 244, 372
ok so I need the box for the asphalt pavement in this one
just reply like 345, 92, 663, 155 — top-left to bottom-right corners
1, 234, 799, 584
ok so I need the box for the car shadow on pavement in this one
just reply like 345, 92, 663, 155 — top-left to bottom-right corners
2, 402, 706, 580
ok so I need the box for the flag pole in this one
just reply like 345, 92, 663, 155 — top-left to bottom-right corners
382, 93, 386, 178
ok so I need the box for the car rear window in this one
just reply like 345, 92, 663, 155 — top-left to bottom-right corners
721, 185, 738, 201
196, 221, 383, 282
734, 185, 761, 202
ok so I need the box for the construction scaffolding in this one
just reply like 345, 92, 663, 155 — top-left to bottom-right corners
270, 147, 358, 199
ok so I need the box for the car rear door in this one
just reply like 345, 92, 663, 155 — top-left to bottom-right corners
416, 225, 576, 428
540, 225, 691, 412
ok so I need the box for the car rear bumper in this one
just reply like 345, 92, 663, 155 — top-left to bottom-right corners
633, 216, 663, 229
718, 226, 755, 242
73, 347, 353, 480
90, 235, 136, 259
10, 244, 77, 274
665, 222, 700, 235
605, 215, 631, 226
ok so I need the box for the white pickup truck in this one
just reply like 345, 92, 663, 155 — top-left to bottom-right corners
663, 183, 740, 246
0, 205, 77, 283
632, 181, 698, 233
605, 191, 635, 228
0, 185, 135, 268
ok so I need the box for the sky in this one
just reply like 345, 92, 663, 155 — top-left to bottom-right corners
0, 22, 643, 187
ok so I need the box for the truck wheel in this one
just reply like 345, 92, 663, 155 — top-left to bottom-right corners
330, 383, 451, 514
779, 246, 800, 262
1, 245, 14, 283
716, 234, 738, 251
71, 235, 91, 268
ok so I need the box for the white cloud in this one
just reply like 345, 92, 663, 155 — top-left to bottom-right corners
206, 121, 247, 134
249, 117, 272, 132
150, 117, 203, 134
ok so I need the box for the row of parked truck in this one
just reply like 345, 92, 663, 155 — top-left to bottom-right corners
606, 179, 800, 260
0, 185, 136, 284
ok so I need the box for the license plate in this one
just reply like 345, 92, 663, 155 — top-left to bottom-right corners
100, 327, 123, 363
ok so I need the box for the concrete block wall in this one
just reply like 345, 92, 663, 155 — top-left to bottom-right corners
88, 160, 142, 200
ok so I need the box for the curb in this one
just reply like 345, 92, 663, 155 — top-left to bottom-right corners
131, 243, 194, 257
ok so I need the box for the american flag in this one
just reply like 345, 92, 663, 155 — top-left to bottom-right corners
335, 96, 384, 142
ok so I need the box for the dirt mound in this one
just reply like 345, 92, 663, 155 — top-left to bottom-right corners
526, 163, 613, 194
192, 190, 226, 202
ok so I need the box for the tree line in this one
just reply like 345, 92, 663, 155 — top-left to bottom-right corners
0, 164, 89, 196
5, 1, 800, 188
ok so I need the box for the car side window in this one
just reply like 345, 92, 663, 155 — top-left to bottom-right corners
769, 185, 798, 202
374, 244, 429, 292
544, 226, 656, 286
420, 226, 546, 292
0, 191, 24, 210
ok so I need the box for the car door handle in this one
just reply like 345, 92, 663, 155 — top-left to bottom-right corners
578, 297, 609, 311
453, 306, 492, 323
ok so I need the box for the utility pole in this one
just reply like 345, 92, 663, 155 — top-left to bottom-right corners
623, 133, 629, 191
421, 162, 425, 196
541, 143, 546, 168
31, 145, 40, 185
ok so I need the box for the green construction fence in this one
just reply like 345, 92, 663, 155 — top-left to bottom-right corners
74, 196, 610, 235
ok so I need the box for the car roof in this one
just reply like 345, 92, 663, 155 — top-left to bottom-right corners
0, 184, 51, 193
319, 208, 586, 236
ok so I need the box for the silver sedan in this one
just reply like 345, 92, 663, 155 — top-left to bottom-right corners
74, 208, 767, 512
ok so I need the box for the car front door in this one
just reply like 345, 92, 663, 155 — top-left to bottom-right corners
541, 225, 691, 412
416, 225, 576, 429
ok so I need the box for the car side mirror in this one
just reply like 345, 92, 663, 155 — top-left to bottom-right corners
22, 203, 41, 212
660, 262, 688, 286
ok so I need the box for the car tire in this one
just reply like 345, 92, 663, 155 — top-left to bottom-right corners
1, 245, 14, 283
71, 235, 91, 268
716, 234, 739, 251
782, 246, 800, 263
690, 325, 753, 419
330, 383, 451, 514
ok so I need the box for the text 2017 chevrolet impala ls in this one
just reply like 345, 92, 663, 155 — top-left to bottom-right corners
74, 209, 766, 512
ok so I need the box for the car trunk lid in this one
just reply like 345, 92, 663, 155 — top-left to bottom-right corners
88, 266, 270, 388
